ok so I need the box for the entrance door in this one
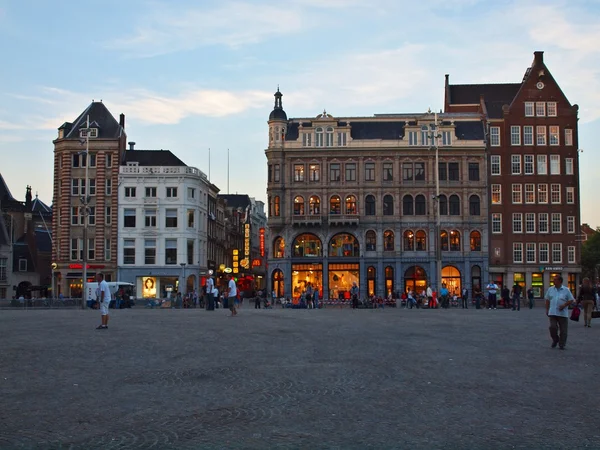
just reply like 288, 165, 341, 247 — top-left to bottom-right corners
404, 266, 427, 294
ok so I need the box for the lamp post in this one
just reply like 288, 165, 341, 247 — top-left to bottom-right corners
80, 115, 91, 309
180, 263, 187, 294
428, 111, 442, 297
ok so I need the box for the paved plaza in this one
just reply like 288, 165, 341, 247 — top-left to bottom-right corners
1, 305, 599, 449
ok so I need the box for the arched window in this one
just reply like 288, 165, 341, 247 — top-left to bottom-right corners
470, 230, 481, 251
449, 230, 461, 251
293, 195, 304, 215
272, 269, 284, 298
365, 195, 376, 216
329, 233, 360, 257
439, 194, 447, 216
293, 233, 322, 257
309, 195, 320, 215
275, 126, 280, 141
273, 237, 285, 258
415, 230, 427, 251
415, 194, 426, 215
384, 230, 394, 251
315, 127, 324, 147
383, 194, 394, 216
403, 230, 414, 251
471, 265, 482, 294
469, 195, 480, 216
367, 266, 376, 296
385, 266, 394, 297
440, 230, 449, 251
274, 196, 280, 216
345, 195, 357, 214
403, 195, 414, 215
366, 230, 376, 251
442, 266, 461, 295
325, 127, 334, 147
449, 194, 460, 215
329, 195, 341, 214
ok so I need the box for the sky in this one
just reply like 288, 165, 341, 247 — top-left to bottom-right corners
0, 0, 599, 226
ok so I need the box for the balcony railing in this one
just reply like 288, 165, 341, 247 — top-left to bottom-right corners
292, 215, 322, 226
328, 214, 359, 226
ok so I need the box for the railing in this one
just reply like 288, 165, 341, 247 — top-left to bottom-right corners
328, 214, 360, 225
292, 215, 322, 226
120, 166, 208, 179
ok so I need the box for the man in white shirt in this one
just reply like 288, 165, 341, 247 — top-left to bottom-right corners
545, 275, 575, 349
486, 281, 499, 310
96, 273, 112, 329
226, 274, 237, 316
206, 275, 215, 310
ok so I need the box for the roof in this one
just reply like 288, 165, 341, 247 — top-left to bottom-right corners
123, 150, 187, 167
0, 213, 9, 247
0, 173, 15, 202
64, 102, 124, 140
31, 195, 52, 214
454, 121, 485, 140
350, 121, 405, 140
218, 194, 252, 210
448, 83, 521, 105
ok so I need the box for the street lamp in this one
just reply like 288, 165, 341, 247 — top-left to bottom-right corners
180, 263, 187, 294
428, 110, 443, 297
80, 115, 91, 309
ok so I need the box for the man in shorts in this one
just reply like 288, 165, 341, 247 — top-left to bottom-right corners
96, 273, 111, 329
226, 274, 237, 316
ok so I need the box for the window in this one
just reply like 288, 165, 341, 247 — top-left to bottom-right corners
525, 184, 535, 204
468, 163, 479, 181
72, 153, 81, 168
490, 127, 500, 146
567, 216, 575, 234
511, 155, 521, 174
551, 213, 562, 233
105, 178, 112, 196
536, 102, 546, 117
105, 206, 112, 225
536, 126, 546, 145
539, 243, 549, 263
442, 131, 452, 146
523, 126, 533, 146
71, 207, 82, 225
492, 213, 502, 233
325, 127, 334, 147
449, 230, 461, 251
88, 238, 95, 260
491, 155, 501, 175
309, 196, 320, 215
439, 195, 447, 215
449, 195, 460, 215
303, 133, 312, 147
294, 164, 304, 182
448, 162, 459, 181
365, 195, 376, 215
552, 243, 562, 263
383, 162, 393, 181
88, 206, 96, 225
145, 209, 157, 227
165, 239, 177, 264
438, 163, 447, 181
329, 163, 341, 182
403, 230, 414, 251
402, 163, 413, 181
384, 230, 395, 251
414, 162, 425, 181
187, 209, 195, 228
145, 187, 157, 198
293, 196, 305, 215
539, 213, 549, 233
187, 239, 194, 265
421, 126, 429, 146
366, 230, 376, 251
165, 209, 178, 227
526, 243, 536, 263
415, 195, 426, 215
166, 187, 178, 198
551, 184, 561, 204
549, 126, 559, 146
329, 195, 341, 214
564, 129, 573, 146
408, 131, 418, 146
523, 155, 534, 175
416, 230, 427, 251
187, 187, 195, 199
511, 126, 521, 145
72, 179, 80, 196
125, 187, 136, 198
550, 155, 560, 175
309, 164, 320, 181
89, 153, 97, 167
18, 258, 27, 271
469, 195, 480, 216
105, 153, 112, 168
0, 258, 7, 282
365, 162, 375, 181
123, 239, 135, 265
512, 184, 522, 204
273, 196, 280, 216
513, 213, 523, 233
315, 128, 324, 147
274, 164, 280, 182
345, 163, 356, 182
525, 213, 535, 233
525, 102, 534, 117
383, 194, 394, 216
538, 184, 548, 203
513, 243, 523, 263
547, 102, 557, 116
337, 132, 347, 146
565, 158, 573, 175
537, 155, 547, 175
491, 184, 501, 204
144, 239, 156, 265
105, 238, 111, 261
124, 209, 136, 228
403, 195, 414, 215
568, 246, 576, 264
89, 179, 96, 196
71, 238, 83, 261
470, 231, 481, 252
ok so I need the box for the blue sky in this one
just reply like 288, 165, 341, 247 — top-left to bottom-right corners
1, 0, 599, 225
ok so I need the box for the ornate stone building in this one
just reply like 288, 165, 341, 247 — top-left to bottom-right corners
265, 89, 489, 300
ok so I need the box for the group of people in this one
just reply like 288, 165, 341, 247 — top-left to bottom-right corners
482, 281, 535, 311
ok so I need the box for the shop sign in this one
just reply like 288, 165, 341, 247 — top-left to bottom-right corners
233, 249, 239, 272
244, 223, 251, 259
259, 228, 265, 257
224, 267, 233, 273
542, 266, 563, 271
252, 258, 262, 267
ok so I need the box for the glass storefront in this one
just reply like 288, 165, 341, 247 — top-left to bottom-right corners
367, 266, 376, 296
531, 272, 543, 298
292, 263, 323, 300
404, 266, 427, 294
329, 233, 359, 257
272, 269, 284, 298
513, 272, 525, 291
385, 266, 394, 297
293, 234, 322, 257
442, 266, 462, 296
568, 273, 577, 296
329, 263, 359, 300
471, 265, 481, 293
493, 274, 504, 290
549, 272, 561, 291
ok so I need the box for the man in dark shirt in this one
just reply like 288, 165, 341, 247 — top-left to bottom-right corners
511, 283, 522, 311
501, 285, 511, 308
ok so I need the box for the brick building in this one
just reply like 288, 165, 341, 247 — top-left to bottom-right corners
445, 51, 581, 296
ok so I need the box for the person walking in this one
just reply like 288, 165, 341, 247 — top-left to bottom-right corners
313, 285, 320, 310
527, 287, 535, 309
577, 277, 597, 328
486, 281, 498, 309
461, 287, 468, 309
226, 274, 238, 316
96, 273, 111, 329
440, 284, 450, 309
350, 282, 359, 309
545, 275, 575, 349
206, 276, 214, 310
473, 285, 482, 309
501, 285, 511, 309
511, 282, 522, 311
305, 283, 313, 309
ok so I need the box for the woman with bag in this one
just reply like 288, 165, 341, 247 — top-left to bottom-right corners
577, 277, 596, 328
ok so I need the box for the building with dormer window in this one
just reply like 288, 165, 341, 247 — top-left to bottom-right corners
266, 89, 490, 301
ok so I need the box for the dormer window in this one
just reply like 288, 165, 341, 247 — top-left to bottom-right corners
80, 128, 98, 138
315, 127, 324, 147
302, 132, 312, 147
325, 127, 334, 147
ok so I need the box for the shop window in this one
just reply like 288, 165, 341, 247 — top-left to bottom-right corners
470, 231, 481, 251
415, 230, 427, 251
366, 230, 376, 251
367, 266, 376, 297
441, 266, 461, 297
293, 234, 322, 257
274, 237, 285, 258
403, 230, 414, 251
329, 233, 360, 258
384, 230, 394, 251
330, 195, 341, 214
385, 266, 394, 297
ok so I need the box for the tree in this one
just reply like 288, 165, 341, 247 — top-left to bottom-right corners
581, 227, 600, 281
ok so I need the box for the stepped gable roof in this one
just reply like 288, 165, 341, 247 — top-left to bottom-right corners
218, 194, 251, 210
350, 121, 406, 140
454, 121, 485, 140
65, 102, 124, 139
123, 150, 187, 167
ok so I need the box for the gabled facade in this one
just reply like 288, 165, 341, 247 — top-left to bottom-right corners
445, 51, 581, 296
266, 89, 489, 301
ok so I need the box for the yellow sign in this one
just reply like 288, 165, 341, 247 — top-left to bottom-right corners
244, 223, 250, 259
240, 258, 250, 269
142, 277, 157, 298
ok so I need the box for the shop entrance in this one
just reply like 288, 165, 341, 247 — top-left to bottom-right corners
328, 263, 359, 300
404, 266, 427, 294
272, 269, 284, 299
442, 266, 462, 297
292, 263, 323, 300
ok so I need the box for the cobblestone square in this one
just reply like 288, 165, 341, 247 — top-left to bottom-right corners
1, 306, 598, 449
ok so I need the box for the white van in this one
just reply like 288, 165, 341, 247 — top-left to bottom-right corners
85, 282, 135, 301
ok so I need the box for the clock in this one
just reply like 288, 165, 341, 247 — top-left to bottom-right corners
536, 81, 545, 90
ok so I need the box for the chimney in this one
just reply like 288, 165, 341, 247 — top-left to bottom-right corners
128, 141, 136, 151
534, 51, 544, 65
119, 113, 125, 129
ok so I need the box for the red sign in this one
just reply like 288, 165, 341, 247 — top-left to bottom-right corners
68, 264, 106, 269
252, 258, 262, 267
259, 228, 265, 257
